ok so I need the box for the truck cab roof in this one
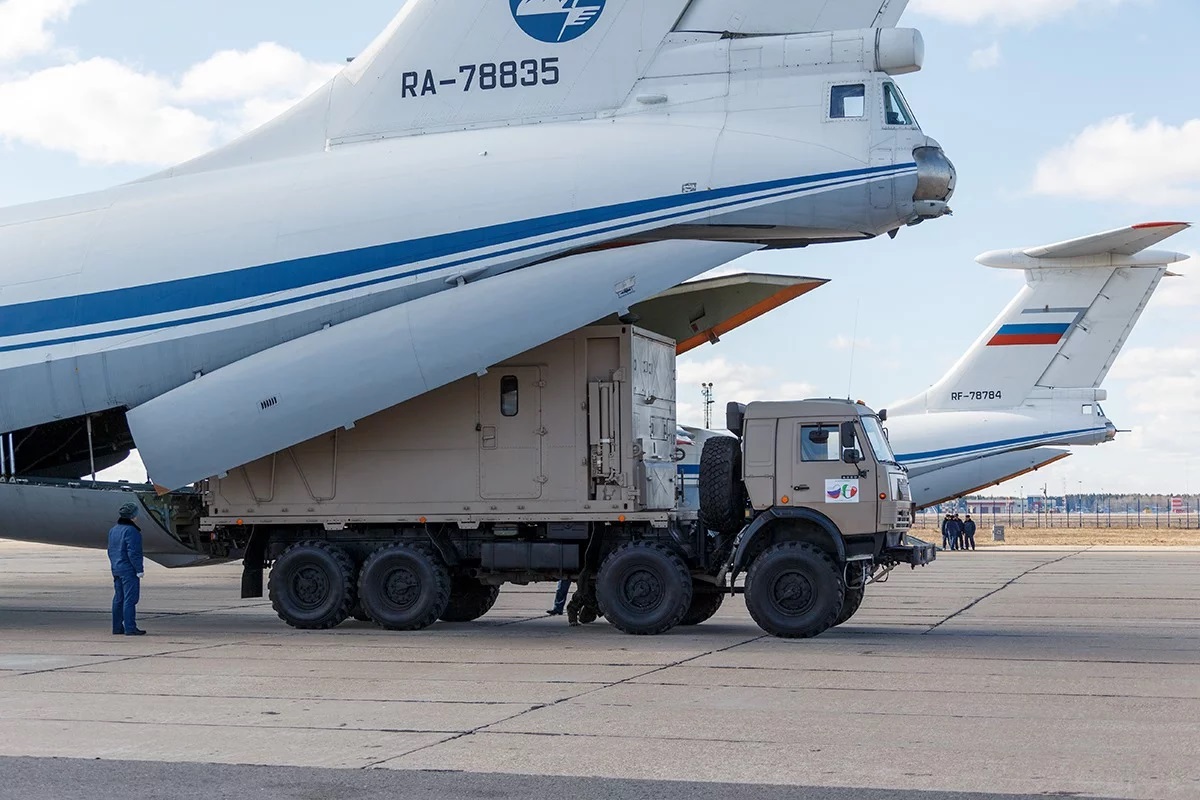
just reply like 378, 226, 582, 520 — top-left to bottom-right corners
744, 399, 879, 421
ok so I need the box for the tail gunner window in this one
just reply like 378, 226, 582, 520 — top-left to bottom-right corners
883, 83, 916, 126
830, 84, 866, 119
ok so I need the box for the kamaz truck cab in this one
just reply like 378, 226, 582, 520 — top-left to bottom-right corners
700, 400, 934, 638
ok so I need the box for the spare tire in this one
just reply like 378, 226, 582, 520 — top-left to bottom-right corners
699, 436, 745, 534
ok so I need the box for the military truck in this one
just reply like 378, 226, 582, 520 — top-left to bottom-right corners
193, 324, 931, 639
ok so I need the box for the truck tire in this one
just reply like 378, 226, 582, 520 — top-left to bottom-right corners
834, 586, 865, 627
596, 542, 692, 635
699, 436, 745, 534
744, 541, 844, 639
350, 602, 373, 623
439, 578, 501, 623
358, 544, 450, 631
268, 541, 356, 630
679, 589, 724, 626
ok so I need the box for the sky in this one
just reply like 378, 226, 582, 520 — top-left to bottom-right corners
0, 0, 1197, 495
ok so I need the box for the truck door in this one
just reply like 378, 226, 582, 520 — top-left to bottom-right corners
479, 367, 544, 500
788, 420, 876, 535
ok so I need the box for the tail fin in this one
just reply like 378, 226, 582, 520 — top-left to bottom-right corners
159, 0, 917, 179
892, 223, 1191, 414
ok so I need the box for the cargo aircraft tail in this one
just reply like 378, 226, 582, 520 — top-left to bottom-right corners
891, 222, 1190, 417
888, 222, 1192, 507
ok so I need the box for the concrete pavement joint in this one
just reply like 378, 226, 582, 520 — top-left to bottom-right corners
3, 641, 244, 678
924, 548, 1092, 634
362, 633, 768, 769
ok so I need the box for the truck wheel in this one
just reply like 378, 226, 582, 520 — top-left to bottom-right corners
744, 542, 844, 639
834, 586, 865, 627
439, 578, 501, 623
596, 543, 692, 635
679, 589, 724, 626
699, 436, 745, 534
358, 544, 450, 631
268, 541, 356, 630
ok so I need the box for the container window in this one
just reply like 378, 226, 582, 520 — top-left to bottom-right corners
500, 376, 519, 417
830, 84, 866, 119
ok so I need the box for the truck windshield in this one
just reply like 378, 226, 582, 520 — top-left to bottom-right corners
862, 416, 897, 463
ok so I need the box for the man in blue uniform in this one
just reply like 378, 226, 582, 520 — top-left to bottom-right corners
108, 501, 146, 636
962, 514, 977, 551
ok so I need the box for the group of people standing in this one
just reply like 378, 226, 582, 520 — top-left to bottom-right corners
941, 512, 977, 551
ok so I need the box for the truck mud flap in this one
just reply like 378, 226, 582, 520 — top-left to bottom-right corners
882, 535, 937, 568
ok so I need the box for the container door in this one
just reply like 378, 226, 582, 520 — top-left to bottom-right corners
479, 367, 544, 500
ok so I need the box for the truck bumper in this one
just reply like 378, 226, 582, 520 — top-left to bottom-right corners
882, 535, 937, 568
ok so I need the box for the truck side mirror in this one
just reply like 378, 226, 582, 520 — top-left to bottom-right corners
843, 448, 863, 465
840, 421, 857, 449
726, 403, 746, 437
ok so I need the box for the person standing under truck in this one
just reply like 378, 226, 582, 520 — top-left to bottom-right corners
547, 579, 571, 617
962, 515, 977, 551
107, 502, 146, 636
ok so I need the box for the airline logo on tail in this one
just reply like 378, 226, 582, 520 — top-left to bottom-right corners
512, 0, 606, 43
987, 309, 1084, 347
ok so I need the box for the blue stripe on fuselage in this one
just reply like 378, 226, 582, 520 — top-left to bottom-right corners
897, 427, 1105, 463
0, 163, 915, 344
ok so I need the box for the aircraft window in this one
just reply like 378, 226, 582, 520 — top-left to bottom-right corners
500, 376, 519, 417
830, 84, 866, 119
883, 83, 916, 126
799, 425, 842, 462
1095, 403, 1106, 417
1082, 404, 1094, 416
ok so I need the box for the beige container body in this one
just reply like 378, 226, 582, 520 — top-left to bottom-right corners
205, 326, 678, 526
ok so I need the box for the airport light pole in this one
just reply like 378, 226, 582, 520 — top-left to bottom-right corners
701, 383, 715, 430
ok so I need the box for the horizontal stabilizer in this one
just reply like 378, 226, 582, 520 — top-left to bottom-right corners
978, 222, 1192, 268
677, 0, 910, 33
129, 240, 760, 490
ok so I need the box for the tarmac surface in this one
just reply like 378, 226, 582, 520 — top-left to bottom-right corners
1, 541, 1198, 800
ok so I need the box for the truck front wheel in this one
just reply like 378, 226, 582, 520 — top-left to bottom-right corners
439, 578, 501, 623
268, 541, 357, 630
358, 544, 450, 631
744, 542, 844, 639
834, 586, 865, 627
597, 543, 692, 635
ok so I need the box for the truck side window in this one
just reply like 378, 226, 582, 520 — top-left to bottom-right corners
799, 425, 842, 462
500, 376, 519, 417
830, 84, 865, 119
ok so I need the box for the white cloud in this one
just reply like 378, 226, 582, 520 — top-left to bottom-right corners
910, 0, 1126, 26
0, 58, 217, 165
969, 42, 1002, 70
0, 43, 341, 166
676, 356, 816, 427
1032, 116, 1200, 205
0, 0, 79, 63
176, 42, 339, 105
1153, 253, 1200, 309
